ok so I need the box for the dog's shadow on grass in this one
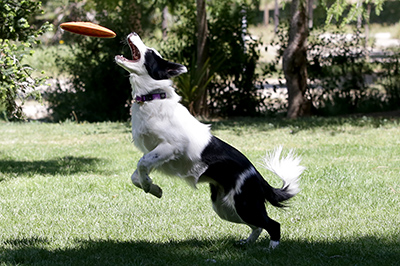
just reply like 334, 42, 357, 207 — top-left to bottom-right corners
1, 236, 399, 265
0, 156, 106, 181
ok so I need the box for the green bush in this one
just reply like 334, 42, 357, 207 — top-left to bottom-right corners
207, 1, 265, 117
271, 24, 397, 117
0, 0, 51, 120
307, 30, 392, 116
47, 0, 160, 122
162, 0, 266, 117
377, 47, 400, 110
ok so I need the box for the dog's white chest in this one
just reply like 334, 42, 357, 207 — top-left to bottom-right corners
130, 103, 170, 152
130, 101, 212, 184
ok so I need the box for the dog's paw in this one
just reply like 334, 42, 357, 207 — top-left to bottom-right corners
139, 175, 153, 193
269, 240, 280, 249
141, 181, 152, 193
237, 239, 250, 246
150, 184, 163, 198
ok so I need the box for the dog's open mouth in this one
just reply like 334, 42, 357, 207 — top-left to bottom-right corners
128, 38, 140, 61
116, 37, 140, 63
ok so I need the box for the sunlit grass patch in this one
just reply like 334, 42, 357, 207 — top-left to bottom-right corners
1, 117, 399, 265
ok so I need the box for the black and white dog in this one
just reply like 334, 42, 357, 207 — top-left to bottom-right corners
115, 32, 305, 249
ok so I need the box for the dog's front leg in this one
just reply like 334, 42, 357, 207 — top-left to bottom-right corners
135, 143, 176, 198
131, 170, 162, 198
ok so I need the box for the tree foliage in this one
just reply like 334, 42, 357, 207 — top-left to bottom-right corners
0, 0, 51, 119
49, 0, 265, 120
272, 0, 399, 117
45, 0, 398, 120
207, 1, 264, 116
323, 0, 384, 26
162, 0, 264, 117
279, 0, 388, 118
48, 0, 161, 122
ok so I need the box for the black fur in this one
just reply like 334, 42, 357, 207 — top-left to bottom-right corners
201, 136, 292, 206
201, 136, 295, 243
201, 136, 250, 191
144, 50, 185, 80
116, 32, 303, 247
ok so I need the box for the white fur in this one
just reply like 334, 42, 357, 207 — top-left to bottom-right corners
223, 166, 256, 208
116, 33, 211, 196
269, 240, 280, 249
262, 146, 304, 196
239, 227, 263, 245
247, 227, 263, 243
131, 99, 212, 184
116, 33, 303, 247
211, 187, 244, 224
211, 167, 257, 225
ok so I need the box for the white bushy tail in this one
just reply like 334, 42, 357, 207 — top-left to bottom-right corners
262, 146, 305, 198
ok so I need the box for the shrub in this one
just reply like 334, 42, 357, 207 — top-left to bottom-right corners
0, 0, 51, 120
207, 1, 266, 117
377, 47, 400, 110
307, 30, 397, 116
47, 0, 159, 122
161, 1, 266, 117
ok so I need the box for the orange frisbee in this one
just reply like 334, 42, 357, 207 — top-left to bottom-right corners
60, 22, 116, 38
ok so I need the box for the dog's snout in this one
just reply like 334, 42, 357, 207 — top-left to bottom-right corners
128, 32, 138, 38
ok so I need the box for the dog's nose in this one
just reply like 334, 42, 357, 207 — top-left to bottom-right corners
128, 32, 138, 38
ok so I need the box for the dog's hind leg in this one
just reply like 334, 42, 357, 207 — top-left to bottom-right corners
131, 170, 162, 198
239, 227, 263, 245
234, 193, 281, 249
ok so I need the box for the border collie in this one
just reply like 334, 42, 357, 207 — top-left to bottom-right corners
115, 32, 305, 249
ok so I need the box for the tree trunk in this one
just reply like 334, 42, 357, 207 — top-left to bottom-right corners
365, 3, 372, 49
283, 0, 310, 118
162, 6, 168, 40
308, 0, 314, 29
264, 0, 269, 26
127, 0, 142, 35
274, 0, 279, 33
357, 0, 363, 30
195, 0, 209, 116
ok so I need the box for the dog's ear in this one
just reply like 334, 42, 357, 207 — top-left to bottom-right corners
144, 50, 187, 80
166, 61, 188, 78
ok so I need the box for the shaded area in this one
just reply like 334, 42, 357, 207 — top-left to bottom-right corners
0, 156, 105, 181
0, 236, 399, 265
208, 113, 400, 133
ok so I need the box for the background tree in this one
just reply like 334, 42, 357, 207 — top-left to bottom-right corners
274, 0, 280, 33
48, 0, 157, 122
42, 0, 396, 121
206, 1, 264, 116
195, 0, 209, 116
283, 0, 385, 118
283, 0, 310, 118
0, 0, 51, 119
154, 0, 263, 117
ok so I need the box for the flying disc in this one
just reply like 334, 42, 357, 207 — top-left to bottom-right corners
60, 22, 116, 38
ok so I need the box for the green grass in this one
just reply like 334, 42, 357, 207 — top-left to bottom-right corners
1, 117, 400, 265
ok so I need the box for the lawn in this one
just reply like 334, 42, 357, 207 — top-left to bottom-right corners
0, 117, 399, 265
